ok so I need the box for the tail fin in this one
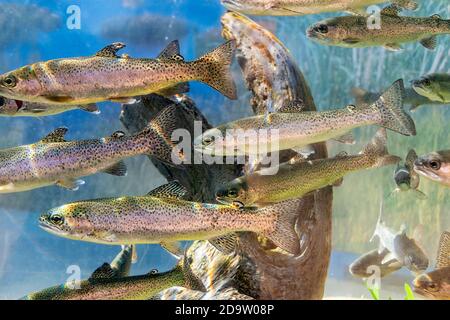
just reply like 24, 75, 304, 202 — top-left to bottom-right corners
138, 105, 185, 165
351, 87, 370, 105
196, 40, 237, 100
360, 128, 401, 167
372, 79, 416, 136
261, 199, 300, 255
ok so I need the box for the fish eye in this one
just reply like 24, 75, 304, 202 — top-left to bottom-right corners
203, 136, 214, 145
150, 269, 158, 274
2, 75, 17, 88
428, 160, 441, 170
227, 189, 239, 198
50, 214, 64, 225
315, 24, 328, 34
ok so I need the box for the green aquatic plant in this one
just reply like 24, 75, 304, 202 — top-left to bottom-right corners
404, 283, 415, 300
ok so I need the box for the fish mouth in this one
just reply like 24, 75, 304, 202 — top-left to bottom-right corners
306, 28, 318, 38
38, 221, 68, 237
413, 163, 441, 181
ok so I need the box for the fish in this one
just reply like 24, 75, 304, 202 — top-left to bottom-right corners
370, 202, 429, 274
306, 5, 450, 51
215, 128, 400, 207
221, 0, 418, 16
349, 248, 403, 278
0, 96, 99, 117
411, 73, 450, 103
414, 150, 450, 187
389, 149, 426, 199
24, 246, 191, 300
351, 86, 446, 112
38, 181, 302, 255
0, 40, 237, 105
194, 79, 415, 156
413, 231, 450, 300
0, 104, 182, 193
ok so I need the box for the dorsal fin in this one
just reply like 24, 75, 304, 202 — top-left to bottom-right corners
40, 127, 68, 143
147, 181, 188, 199
157, 40, 184, 62
278, 99, 305, 113
381, 4, 401, 16
89, 263, 116, 281
436, 231, 450, 269
96, 42, 126, 58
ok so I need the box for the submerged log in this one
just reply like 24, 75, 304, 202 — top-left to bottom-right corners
120, 12, 332, 300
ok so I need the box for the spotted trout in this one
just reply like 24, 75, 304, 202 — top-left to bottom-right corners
0, 105, 181, 193
221, 0, 418, 16
414, 150, 450, 187
215, 128, 400, 207
413, 232, 450, 300
412, 73, 450, 103
352, 86, 446, 112
0, 96, 99, 117
0, 41, 237, 105
194, 80, 415, 156
39, 181, 301, 255
24, 246, 194, 300
307, 6, 450, 51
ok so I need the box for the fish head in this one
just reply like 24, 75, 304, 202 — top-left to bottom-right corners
215, 177, 257, 208
413, 269, 450, 300
39, 202, 97, 241
411, 75, 441, 100
414, 151, 450, 185
0, 66, 42, 100
306, 18, 356, 46
394, 234, 429, 273
394, 167, 411, 189
193, 126, 230, 156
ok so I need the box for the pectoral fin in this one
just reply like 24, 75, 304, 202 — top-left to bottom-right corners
78, 103, 100, 114
420, 36, 437, 50
384, 43, 403, 51
381, 252, 398, 265
109, 97, 138, 104
101, 161, 127, 177
332, 132, 356, 144
57, 179, 85, 191
160, 241, 184, 259
209, 234, 238, 255
42, 95, 75, 103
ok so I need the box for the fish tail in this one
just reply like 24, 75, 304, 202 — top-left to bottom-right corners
372, 79, 416, 136
196, 40, 237, 100
137, 105, 185, 165
262, 199, 300, 255
361, 128, 401, 167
